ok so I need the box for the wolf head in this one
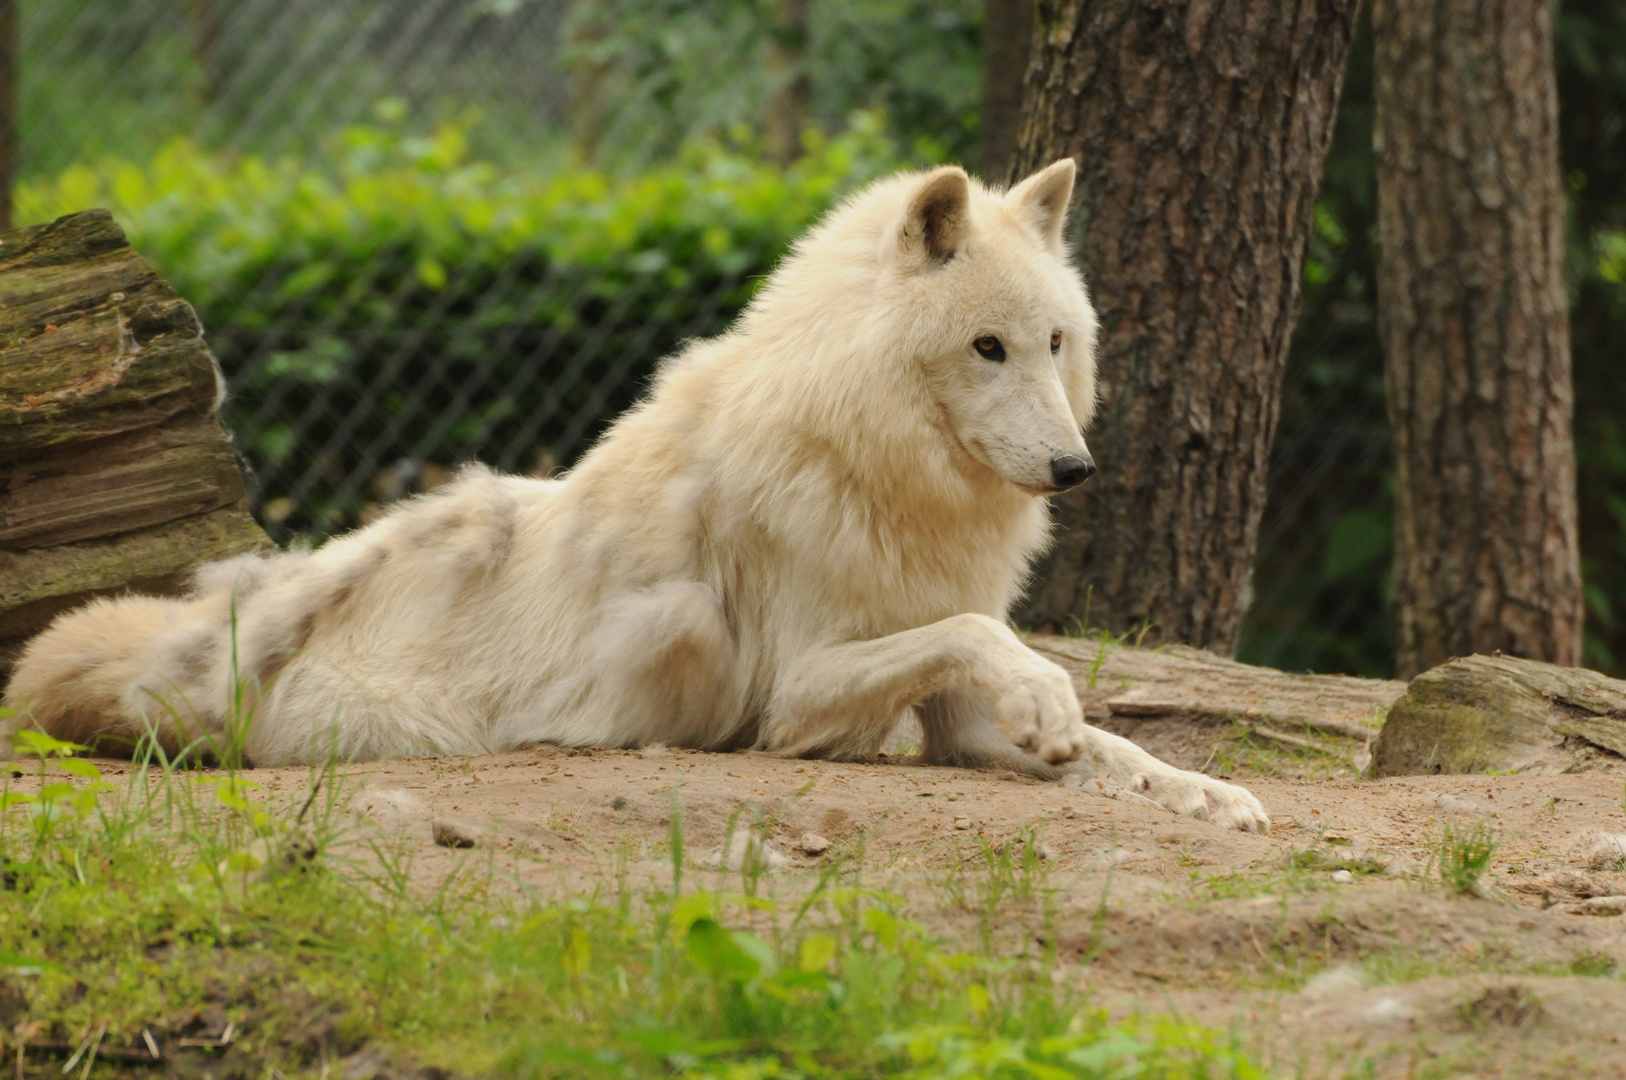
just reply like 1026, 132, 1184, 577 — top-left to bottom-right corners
726, 159, 1099, 505
880, 160, 1099, 496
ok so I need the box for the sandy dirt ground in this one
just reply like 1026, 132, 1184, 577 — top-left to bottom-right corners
82, 731, 1626, 1079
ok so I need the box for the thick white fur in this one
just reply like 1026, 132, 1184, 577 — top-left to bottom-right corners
4, 162, 1269, 831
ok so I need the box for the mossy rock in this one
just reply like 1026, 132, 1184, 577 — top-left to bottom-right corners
1372, 653, 1626, 776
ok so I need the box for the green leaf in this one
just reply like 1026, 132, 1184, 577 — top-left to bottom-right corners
35, 783, 79, 804
797, 933, 836, 973
562, 927, 591, 978
669, 892, 716, 935
686, 918, 760, 983
416, 254, 448, 290
53, 758, 101, 780
11, 730, 88, 759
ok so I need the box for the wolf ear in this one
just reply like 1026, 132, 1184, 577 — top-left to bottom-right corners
1007, 158, 1076, 252
899, 166, 971, 266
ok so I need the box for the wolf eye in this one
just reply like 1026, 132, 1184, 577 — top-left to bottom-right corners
972, 335, 1006, 362
1050, 331, 1062, 354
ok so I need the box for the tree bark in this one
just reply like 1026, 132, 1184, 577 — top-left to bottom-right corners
0, 210, 271, 688
1009, 0, 1359, 653
764, 0, 811, 166
1373, 0, 1581, 679
0, 0, 15, 231
980, 0, 1033, 180
188, 0, 222, 105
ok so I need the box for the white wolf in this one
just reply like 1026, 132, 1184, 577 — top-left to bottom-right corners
5, 161, 1268, 831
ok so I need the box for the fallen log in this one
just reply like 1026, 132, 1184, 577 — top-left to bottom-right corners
1026, 633, 1405, 740
1372, 653, 1626, 776
0, 209, 270, 688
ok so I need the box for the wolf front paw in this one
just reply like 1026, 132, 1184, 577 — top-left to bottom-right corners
1128, 770, 1271, 833
992, 658, 1086, 766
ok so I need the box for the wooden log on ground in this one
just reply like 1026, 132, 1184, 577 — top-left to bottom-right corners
1372, 653, 1626, 776
0, 209, 271, 688
1026, 633, 1406, 740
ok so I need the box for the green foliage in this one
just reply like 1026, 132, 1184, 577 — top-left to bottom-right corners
0, 734, 1264, 1078
562, 0, 984, 167
0, 722, 109, 856
19, 109, 902, 538
19, 1, 210, 180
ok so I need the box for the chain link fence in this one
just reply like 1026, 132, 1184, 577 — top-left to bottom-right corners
20, 0, 1395, 676
24, 0, 809, 541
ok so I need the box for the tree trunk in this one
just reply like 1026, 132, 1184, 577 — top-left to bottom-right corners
0, 0, 15, 231
1373, 0, 1581, 679
764, 0, 811, 166
0, 210, 271, 689
188, 0, 222, 105
980, 0, 1033, 180
1009, 0, 1359, 653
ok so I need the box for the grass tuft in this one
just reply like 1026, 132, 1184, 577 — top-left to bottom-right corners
1430, 818, 1499, 897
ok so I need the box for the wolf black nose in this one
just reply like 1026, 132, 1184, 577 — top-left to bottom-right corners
1050, 453, 1096, 490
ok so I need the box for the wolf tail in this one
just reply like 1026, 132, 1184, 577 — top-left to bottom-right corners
2, 594, 185, 756
1, 542, 380, 760
2, 465, 515, 762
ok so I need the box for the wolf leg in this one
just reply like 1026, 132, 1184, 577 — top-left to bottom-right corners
767, 613, 1086, 763
767, 614, 1269, 832
916, 692, 1270, 832
581, 581, 735, 748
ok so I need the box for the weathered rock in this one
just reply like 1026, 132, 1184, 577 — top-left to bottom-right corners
432, 819, 480, 849
1372, 654, 1626, 776
1561, 896, 1626, 917
0, 209, 271, 688
1570, 832, 1626, 872
797, 831, 831, 855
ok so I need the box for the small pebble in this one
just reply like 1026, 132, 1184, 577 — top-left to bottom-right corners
612, 796, 628, 810
1330, 869, 1354, 885
432, 819, 479, 848
798, 832, 831, 855
954, 816, 972, 830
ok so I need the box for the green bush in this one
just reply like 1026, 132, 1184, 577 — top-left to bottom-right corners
19, 107, 902, 538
